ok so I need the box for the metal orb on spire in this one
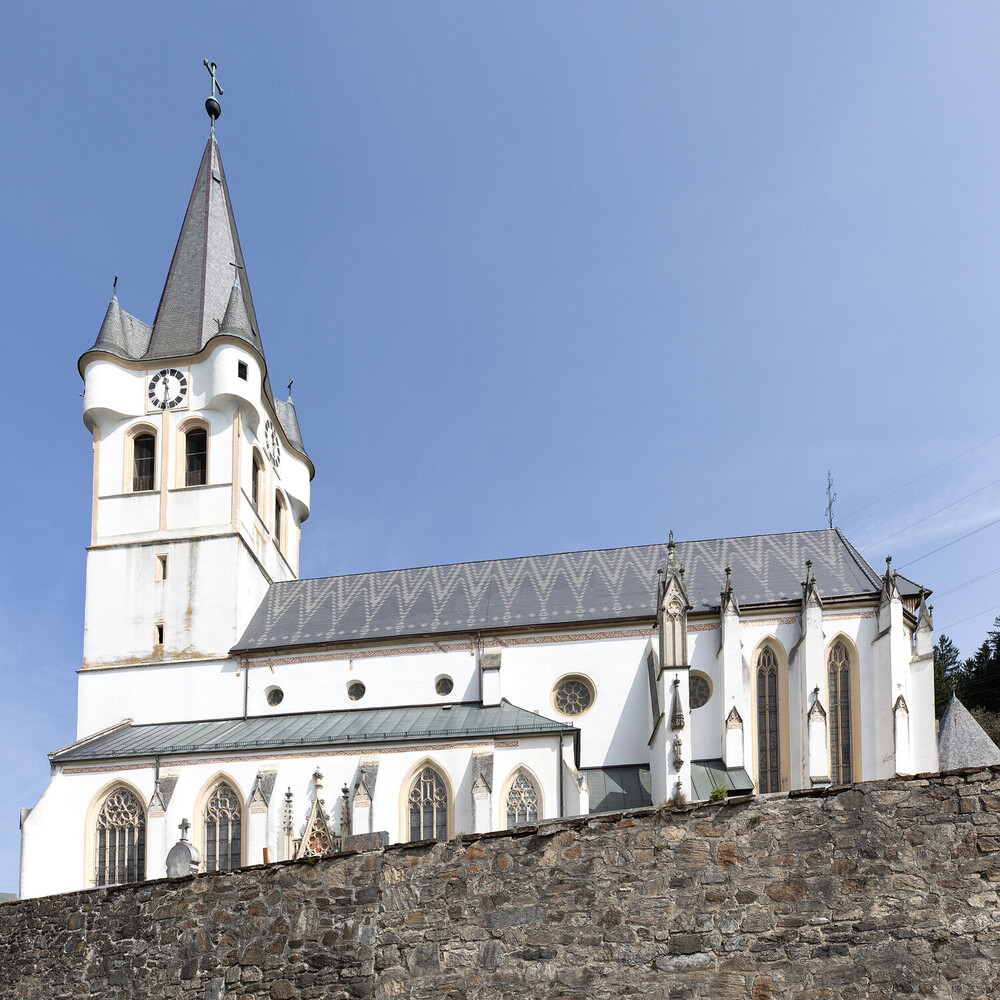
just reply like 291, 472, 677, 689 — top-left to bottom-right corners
204, 59, 223, 123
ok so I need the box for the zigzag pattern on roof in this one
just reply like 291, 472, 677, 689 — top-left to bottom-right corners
236, 529, 895, 651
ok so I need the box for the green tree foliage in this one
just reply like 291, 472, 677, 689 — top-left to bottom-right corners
971, 708, 1000, 750
933, 634, 961, 719
955, 616, 1000, 716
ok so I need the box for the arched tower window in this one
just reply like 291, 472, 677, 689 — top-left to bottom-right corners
251, 452, 263, 511
204, 782, 243, 872
756, 646, 781, 793
408, 766, 448, 842
95, 787, 145, 886
184, 426, 208, 486
132, 433, 156, 492
505, 769, 540, 828
275, 491, 286, 554
828, 641, 855, 784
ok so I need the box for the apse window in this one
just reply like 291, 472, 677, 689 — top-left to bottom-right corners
435, 676, 454, 697
689, 672, 712, 710
348, 681, 366, 701
266, 686, 284, 707
155, 554, 167, 582
553, 675, 595, 717
154, 623, 164, 646
237, 361, 248, 381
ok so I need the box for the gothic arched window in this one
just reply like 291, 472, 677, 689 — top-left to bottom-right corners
505, 770, 539, 828
756, 646, 781, 793
95, 787, 145, 886
828, 641, 854, 785
184, 426, 208, 486
204, 782, 243, 872
408, 766, 448, 842
132, 433, 156, 492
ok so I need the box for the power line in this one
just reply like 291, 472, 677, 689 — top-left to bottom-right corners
839, 430, 1000, 522
937, 602, 1000, 633
934, 566, 1000, 600
860, 476, 1000, 552
896, 514, 1000, 571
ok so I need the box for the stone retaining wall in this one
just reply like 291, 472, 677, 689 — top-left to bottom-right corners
3, 767, 1000, 999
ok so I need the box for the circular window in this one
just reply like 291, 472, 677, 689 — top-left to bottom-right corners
348, 681, 366, 701
435, 675, 454, 696
552, 676, 595, 717
689, 672, 712, 710
266, 687, 284, 707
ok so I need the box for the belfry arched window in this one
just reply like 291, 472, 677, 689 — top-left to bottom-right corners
95, 787, 145, 886
828, 641, 855, 784
408, 766, 448, 842
505, 770, 540, 828
756, 646, 781, 793
251, 452, 263, 512
204, 782, 243, 872
184, 426, 208, 486
132, 433, 156, 492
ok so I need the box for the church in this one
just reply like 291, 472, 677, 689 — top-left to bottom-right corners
18, 91, 940, 900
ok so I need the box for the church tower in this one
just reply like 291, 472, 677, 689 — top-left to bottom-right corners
76, 93, 312, 736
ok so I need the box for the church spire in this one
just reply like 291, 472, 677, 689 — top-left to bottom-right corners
146, 134, 264, 361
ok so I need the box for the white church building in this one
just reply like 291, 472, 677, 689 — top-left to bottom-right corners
19, 103, 939, 899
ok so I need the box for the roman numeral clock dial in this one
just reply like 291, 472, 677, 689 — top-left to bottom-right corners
147, 368, 189, 410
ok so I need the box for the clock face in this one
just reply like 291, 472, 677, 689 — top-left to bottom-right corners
263, 419, 281, 468
148, 368, 188, 410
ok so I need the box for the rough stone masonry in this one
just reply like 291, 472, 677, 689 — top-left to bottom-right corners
2, 767, 1000, 999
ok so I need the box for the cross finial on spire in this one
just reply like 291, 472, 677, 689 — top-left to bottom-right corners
204, 59, 223, 127
287, 379, 294, 399
112, 274, 118, 299
229, 260, 244, 285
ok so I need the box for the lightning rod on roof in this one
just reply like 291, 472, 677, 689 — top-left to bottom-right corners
826, 471, 837, 529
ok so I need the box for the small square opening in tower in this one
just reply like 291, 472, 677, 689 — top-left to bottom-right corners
237, 361, 248, 381
154, 623, 164, 647
155, 554, 168, 582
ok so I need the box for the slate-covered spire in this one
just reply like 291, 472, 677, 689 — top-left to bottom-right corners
92, 293, 152, 359
146, 135, 263, 360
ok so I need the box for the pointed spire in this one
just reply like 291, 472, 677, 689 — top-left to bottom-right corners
218, 277, 253, 341
916, 588, 933, 633
801, 558, 822, 608
92, 293, 152, 359
720, 566, 740, 616
147, 135, 262, 360
880, 555, 900, 604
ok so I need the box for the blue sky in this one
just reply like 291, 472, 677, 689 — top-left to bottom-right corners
2, 4, 1000, 893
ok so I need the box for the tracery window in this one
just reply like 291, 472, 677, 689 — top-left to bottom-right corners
553, 676, 595, 717
505, 770, 539, 828
828, 641, 854, 785
756, 646, 781, 793
132, 433, 155, 492
95, 787, 145, 887
204, 782, 243, 872
689, 672, 712, 710
408, 766, 448, 842
185, 427, 208, 486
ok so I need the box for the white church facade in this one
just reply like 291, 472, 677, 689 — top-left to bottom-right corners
19, 109, 939, 900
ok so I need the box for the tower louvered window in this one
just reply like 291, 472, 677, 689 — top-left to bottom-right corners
185, 428, 207, 486
95, 788, 145, 886
408, 767, 448, 842
204, 782, 243, 871
756, 647, 781, 793
133, 434, 155, 492
505, 770, 539, 827
828, 642, 853, 784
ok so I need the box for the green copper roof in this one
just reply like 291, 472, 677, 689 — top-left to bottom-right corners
51, 700, 574, 763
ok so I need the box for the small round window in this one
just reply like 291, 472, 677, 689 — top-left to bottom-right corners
689, 672, 712, 710
553, 676, 595, 717
348, 681, 366, 701
266, 687, 284, 707
435, 676, 454, 696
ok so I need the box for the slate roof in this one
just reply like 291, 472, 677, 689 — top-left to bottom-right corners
50, 700, 574, 763
235, 528, 904, 651
937, 696, 1000, 770
79, 135, 309, 468
583, 761, 754, 811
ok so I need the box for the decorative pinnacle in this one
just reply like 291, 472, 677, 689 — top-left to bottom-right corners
178, 817, 191, 842
204, 59, 223, 124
